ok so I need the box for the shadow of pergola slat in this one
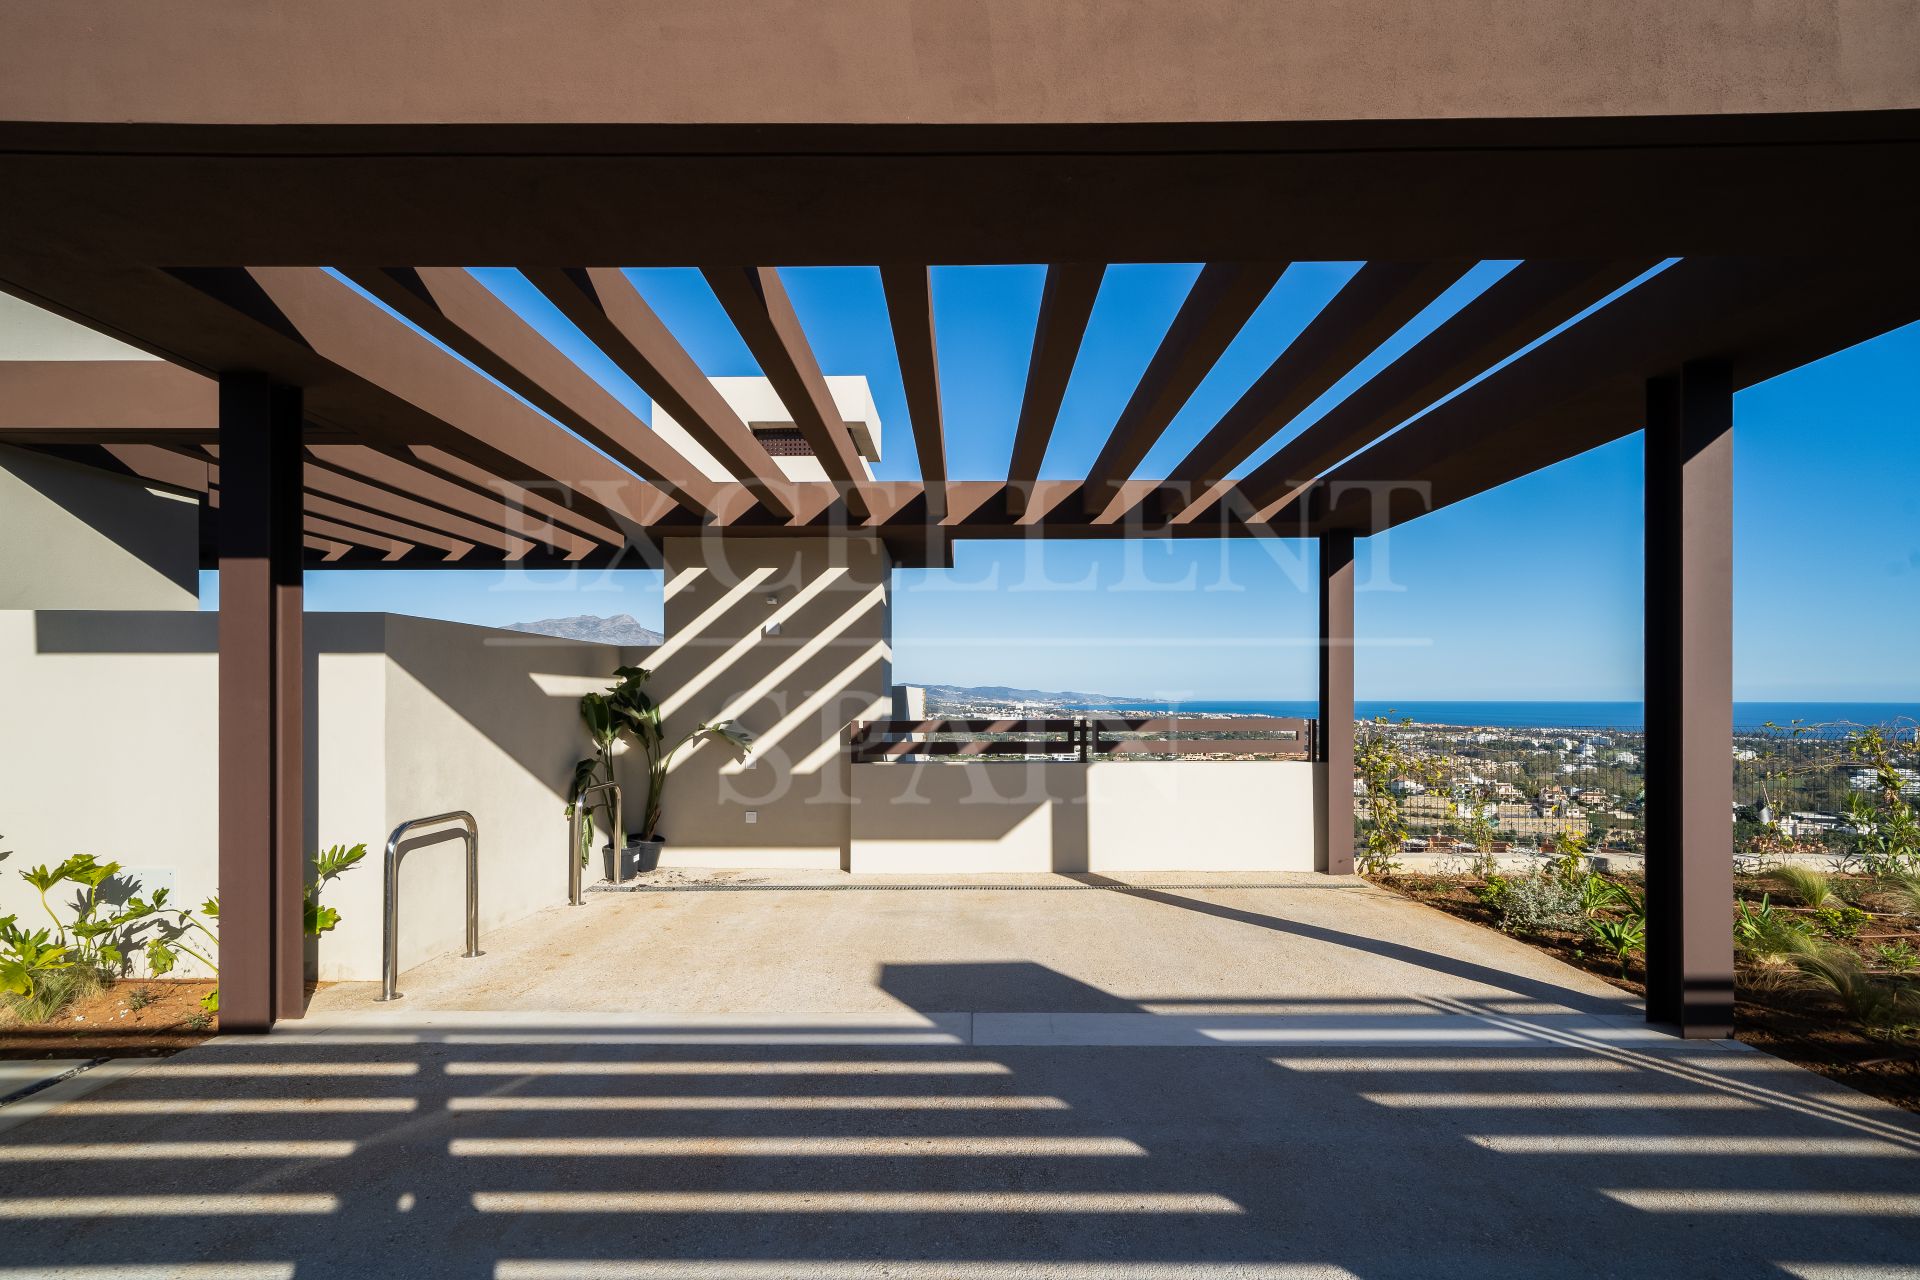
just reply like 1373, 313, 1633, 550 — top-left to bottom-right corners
3, 973, 1917, 1279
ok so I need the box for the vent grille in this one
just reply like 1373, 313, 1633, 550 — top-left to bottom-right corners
752, 426, 816, 457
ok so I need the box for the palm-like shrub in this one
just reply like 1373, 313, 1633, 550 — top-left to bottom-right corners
1734, 894, 1820, 966
1588, 914, 1646, 977
567, 666, 755, 855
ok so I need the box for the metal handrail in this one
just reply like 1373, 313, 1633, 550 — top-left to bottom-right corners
374, 810, 482, 1003
569, 782, 623, 904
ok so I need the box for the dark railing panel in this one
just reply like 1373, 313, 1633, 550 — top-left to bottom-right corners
849, 718, 1087, 764
849, 716, 1314, 763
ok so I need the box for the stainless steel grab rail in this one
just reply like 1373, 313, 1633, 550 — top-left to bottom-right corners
569, 782, 623, 904
375, 810, 482, 1002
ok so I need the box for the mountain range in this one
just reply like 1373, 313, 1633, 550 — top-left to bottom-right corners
503, 613, 664, 646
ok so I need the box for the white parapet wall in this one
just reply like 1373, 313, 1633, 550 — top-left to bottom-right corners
849, 760, 1319, 873
0, 610, 623, 982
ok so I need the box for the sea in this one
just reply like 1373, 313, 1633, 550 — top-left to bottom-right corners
1055, 700, 1920, 734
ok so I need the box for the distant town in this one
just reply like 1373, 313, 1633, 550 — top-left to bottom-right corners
918, 683, 1920, 866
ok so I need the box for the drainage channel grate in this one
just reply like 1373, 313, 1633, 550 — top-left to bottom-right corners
587, 881, 1362, 894
0, 1058, 105, 1108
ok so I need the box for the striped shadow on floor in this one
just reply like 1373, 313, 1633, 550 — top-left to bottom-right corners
244, 1007, 1725, 1051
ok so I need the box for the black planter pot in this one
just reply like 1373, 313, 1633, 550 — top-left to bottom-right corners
604, 836, 665, 882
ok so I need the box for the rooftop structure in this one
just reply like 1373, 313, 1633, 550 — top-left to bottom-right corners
2, 2, 1916, 1047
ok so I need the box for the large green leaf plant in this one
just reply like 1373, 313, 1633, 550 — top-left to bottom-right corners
565, 665, 754, 862
3, 843, 365, 1021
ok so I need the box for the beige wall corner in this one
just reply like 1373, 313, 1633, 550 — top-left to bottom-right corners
0, 445, 199, 610
644, 534, 893, 870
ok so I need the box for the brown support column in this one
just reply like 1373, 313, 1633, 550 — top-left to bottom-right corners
1643, 362, 1735, 1038
218, 375, 306, 1031
1318, 530, 1356, 875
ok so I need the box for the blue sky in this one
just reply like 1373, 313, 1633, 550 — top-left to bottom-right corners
205, 265, 1920, 701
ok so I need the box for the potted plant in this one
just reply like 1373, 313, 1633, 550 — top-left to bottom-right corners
567, 665, 753, 880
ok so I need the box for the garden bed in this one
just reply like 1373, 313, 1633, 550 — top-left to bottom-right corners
1380, 870, 1920, 1114
0, 978, 217, 1059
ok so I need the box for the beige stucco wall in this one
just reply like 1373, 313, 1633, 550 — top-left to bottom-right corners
350, 615, 621, 979
0, 445, 198, 610
0, 610, 622, 984
0, 611, 223, 971
635, 534, 892, 869
849, 761, 1318, 874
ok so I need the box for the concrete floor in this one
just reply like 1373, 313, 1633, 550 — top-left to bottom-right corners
4, 873, 1918, 1277
307, 871, 1637, 1016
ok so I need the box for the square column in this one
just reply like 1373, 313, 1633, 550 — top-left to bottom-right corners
1643, 361, 1735, 1038
218, 374, 306, 1030
1317, 530, 1355, 875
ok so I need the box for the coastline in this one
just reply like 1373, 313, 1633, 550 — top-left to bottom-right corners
1014, 699, 1920, 734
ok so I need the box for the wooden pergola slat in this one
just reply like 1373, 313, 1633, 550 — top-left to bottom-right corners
1082, 262, 1286, 518
204, 440, 553, 560
86, 439, 419, 564
341, 267, 720, 519
301, 493, 478, 561
1156, 259, 1472, 521
879, 264, 947, 519
239, 268, 679, 536
303, 513, 415, 561
302, 534, 354, 562
308, 444, 602, 560
301, 458, 543, 560
1006, 263, 1105, 509
1282, 254, 1920, 536
0, 359, 215, 436
401, 444, 630, 549
524, 267, 796, 520
1231, 258, 1659, 517
701, 265, 872, 517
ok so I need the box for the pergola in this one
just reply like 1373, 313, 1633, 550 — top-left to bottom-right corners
3, 2, 1917, 1035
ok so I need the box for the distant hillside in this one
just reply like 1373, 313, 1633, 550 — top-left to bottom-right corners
921, 683, 1143, 708
503, 613, 663, 646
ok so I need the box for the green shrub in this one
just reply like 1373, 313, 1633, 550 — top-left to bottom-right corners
6, 843, 364, 1022
1473, 875, 1512, 913
1499, 872, 1587, 935
1539, 829, 1588, 884
1813, 904, 1870, 940
1873, 941, 1919, 975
